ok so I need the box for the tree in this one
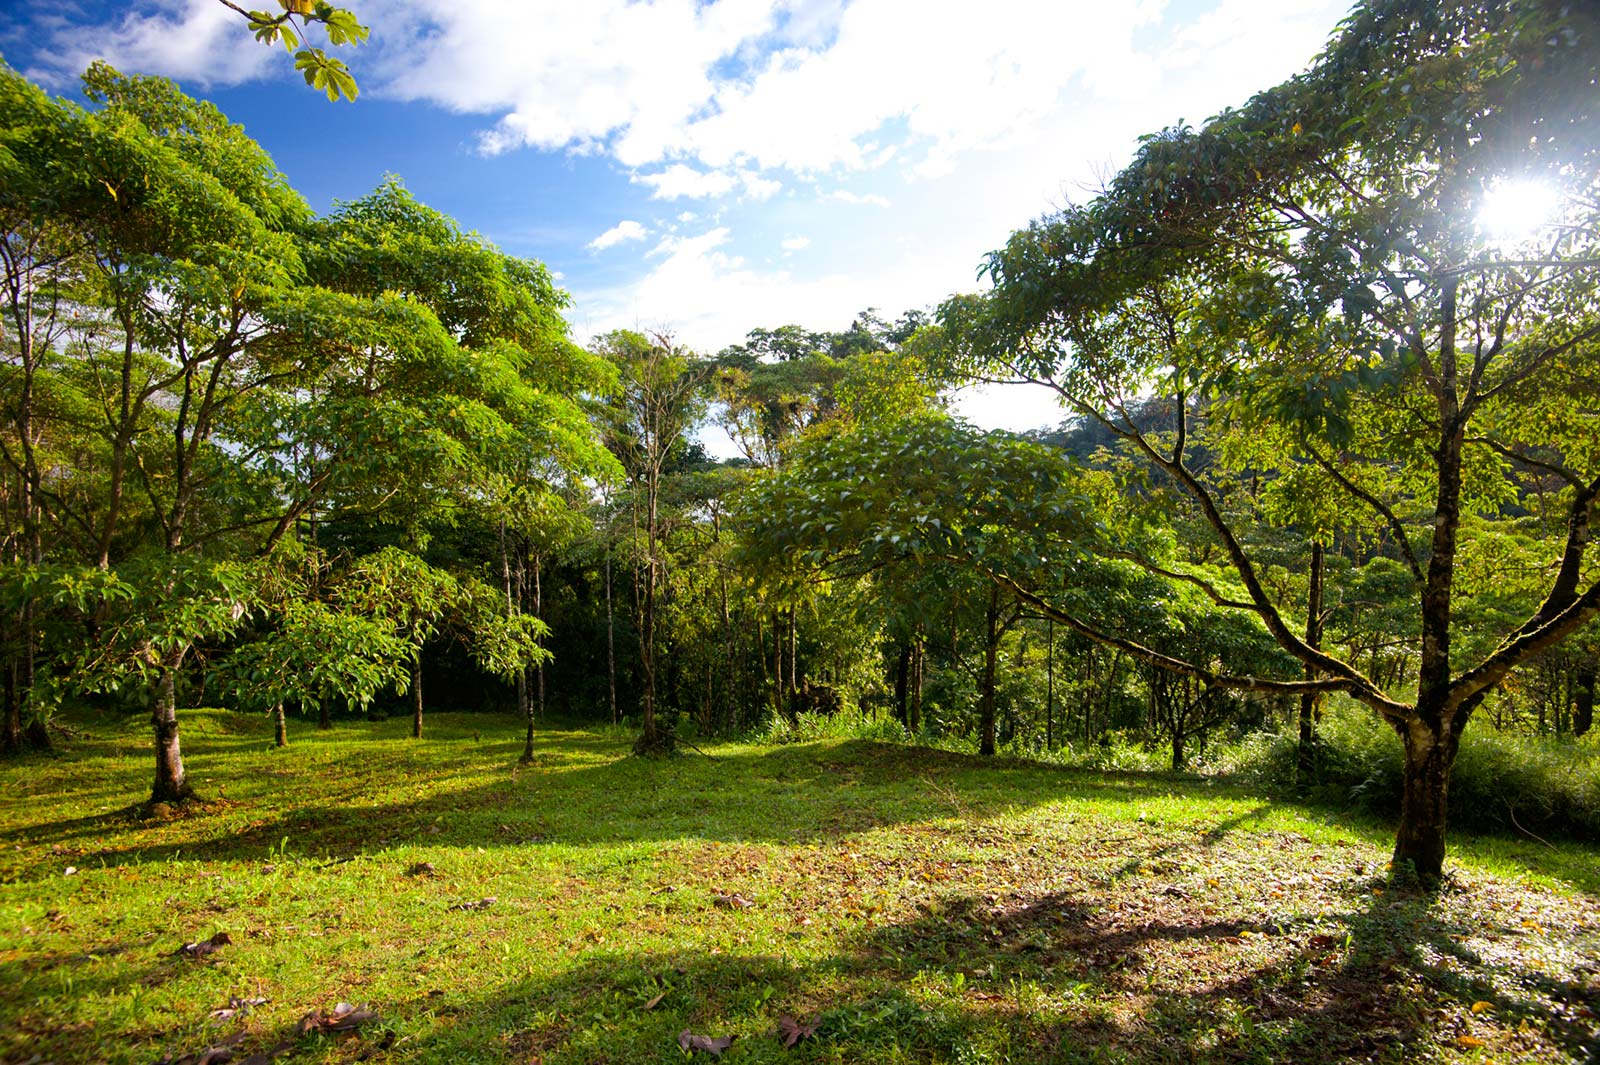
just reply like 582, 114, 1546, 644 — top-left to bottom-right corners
0, 65, 598, 797
217, 599, 410, 746
334, 547, 548, 741
595, 331, 711, 755
940, 0, 1600, 881
30, 556, 255, 803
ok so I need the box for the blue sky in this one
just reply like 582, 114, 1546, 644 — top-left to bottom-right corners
5, 0, 1353, 438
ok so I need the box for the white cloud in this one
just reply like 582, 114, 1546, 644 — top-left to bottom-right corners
23, 0, 274, 87
826, 189, 892, 208
32, 0, 1345, 208
780, 235, 810, 251
587, 219, 649, 251
633, 164, 780, 200
634, 164, 735, 199
741, 172, 783, 200
676, 211, 699, 223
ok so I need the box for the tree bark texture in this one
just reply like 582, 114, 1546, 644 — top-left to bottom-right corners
150, 663, 192, 804
1393, 717, 1458, 883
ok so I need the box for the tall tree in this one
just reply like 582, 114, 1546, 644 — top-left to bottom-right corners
595, 331, 710, 755
941, 0, 1600, 881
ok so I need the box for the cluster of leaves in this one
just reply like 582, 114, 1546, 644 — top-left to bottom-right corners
238, 0, 370, 101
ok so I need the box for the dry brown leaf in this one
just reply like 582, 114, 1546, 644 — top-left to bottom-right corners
678, 1029, 734, 1056
643, 991, 667, 1010
175, 931, 233, 958
297, 1001, 380, 1035
777, 1015, 818, 1048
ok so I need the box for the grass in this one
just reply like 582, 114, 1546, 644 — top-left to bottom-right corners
2, 709, 1597, 1064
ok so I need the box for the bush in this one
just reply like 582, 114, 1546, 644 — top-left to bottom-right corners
1221, 704, 1600, 840
754, 711, 913, 746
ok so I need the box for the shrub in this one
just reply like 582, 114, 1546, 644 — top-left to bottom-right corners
754, 711, 912, 746
1221, 704, 1600, 840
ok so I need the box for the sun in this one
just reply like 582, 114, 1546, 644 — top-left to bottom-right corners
1477, 179, 1562, 247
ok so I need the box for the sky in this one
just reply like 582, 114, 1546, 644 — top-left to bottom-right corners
4, 0, 1354, 442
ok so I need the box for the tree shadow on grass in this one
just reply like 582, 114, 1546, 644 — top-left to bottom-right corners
375, 877, 1598, 1064
1, 737, 1247, 877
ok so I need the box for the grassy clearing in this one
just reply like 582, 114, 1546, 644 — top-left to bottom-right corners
2, 710, 1596, 1064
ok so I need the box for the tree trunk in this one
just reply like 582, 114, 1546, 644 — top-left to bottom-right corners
606, 536, 618, 726
520, 680, 537, 764
1171, 729, 1185, 773
910, 637, 924, 733
1575, 660, 1595, 738
894, 643, 910, 725
1393, 718, 1457, 883
411, 652, 424, 739
515, 540, 534, 738
150, 663, 193, 804
788, 607, 798, 698
1297, 542, 1325, 783
533, 553, 545, 718
980, 584, 999, 757
319, 700, 331, 730
1046, 619, 1054, 751
274, 702, 287, 748
2, 657, 18, 754
772, 610, 786, 719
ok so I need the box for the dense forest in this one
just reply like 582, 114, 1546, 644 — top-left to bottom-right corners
3, 0, 1598, 892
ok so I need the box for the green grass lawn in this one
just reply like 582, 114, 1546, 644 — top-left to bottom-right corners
2, 709, 1596, 1064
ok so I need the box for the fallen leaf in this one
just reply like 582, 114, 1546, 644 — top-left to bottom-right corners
1307, 933, 1337, 950
777, 1015, 818, 1048
175, 931, 233, 958
297, 1001, 380, 1035
1456, 1034, 1486, 1048
447, 897, 496, 912
211, 996, 269, 1020
1471, 1000, 1494, 1014
679, 1030, 734, 1056
643, 991, 667, 1010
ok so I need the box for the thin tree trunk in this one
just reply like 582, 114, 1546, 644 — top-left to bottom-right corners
515, 537, 530, 738
319, 700, 331, 730
1046, 619, 1054, 751
1297, 542, 1325, 783
772, 609, 786, 719
533, 553, 545, 718
788, 607, 798, 699
980, 584, 999, 757
910, 636, 923, 733
2, 656, 18, 754
411, 651, 424, 739
150, 661, 192, 804
274, 702, 287, 748
894, 643, 910, 725
1575, 659, 1595, 738
606, 531, 618, 726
